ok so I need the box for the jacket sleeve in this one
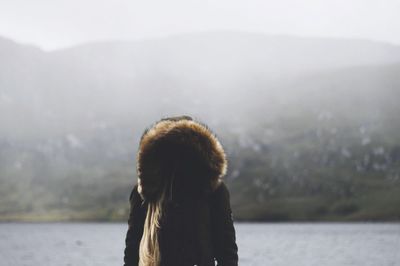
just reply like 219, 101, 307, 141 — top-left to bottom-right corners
124, 184, 146, 266
210, 182, 239, 266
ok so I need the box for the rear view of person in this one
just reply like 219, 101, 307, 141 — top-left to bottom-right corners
124, 116, 238, 266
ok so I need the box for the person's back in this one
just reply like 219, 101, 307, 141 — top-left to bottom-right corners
124, 116, 238, 266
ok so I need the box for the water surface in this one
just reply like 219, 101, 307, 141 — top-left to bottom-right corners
0, 223, 399, 266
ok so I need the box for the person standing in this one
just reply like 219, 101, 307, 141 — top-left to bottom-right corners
124, 115, 238, 266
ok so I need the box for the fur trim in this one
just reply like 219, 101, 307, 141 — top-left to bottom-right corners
136, 116, 227, 201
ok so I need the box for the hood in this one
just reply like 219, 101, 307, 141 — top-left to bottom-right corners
136, 116, 227, 202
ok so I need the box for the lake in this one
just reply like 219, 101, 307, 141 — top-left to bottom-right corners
0, 223, 399, 266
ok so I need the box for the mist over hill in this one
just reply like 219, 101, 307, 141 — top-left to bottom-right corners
1, 32, 400, 221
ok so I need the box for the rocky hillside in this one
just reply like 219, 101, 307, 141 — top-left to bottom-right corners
1, 32, 400, 221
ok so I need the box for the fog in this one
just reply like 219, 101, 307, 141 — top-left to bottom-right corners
1, 0, 400, 50
0, 1, 400, 222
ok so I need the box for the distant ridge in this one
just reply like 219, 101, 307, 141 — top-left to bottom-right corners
1, 31, 400, 222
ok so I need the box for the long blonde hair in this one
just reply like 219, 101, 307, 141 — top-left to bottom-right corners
138, 180, 168, 266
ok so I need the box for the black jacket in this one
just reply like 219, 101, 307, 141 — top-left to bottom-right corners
123, 182, 238, 266
123, 117, 238, 266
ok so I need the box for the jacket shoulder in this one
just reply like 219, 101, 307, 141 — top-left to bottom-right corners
129, 183, 143, 204
210, 181, 232, 209
212, 181, 230, 198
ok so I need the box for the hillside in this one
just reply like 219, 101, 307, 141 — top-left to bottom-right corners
0, 32, 400, 221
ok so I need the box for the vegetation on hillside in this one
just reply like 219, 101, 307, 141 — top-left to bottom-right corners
1, 33, 400, 222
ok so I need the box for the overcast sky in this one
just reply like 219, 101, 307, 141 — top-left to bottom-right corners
0, 0, 399, 50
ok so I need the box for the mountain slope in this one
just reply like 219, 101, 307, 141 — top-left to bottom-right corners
0, 32, 400, 221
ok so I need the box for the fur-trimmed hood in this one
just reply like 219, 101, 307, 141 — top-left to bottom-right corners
136, 116, 227, 202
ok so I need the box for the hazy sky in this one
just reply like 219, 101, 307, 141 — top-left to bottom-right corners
0, 0, 399, 50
